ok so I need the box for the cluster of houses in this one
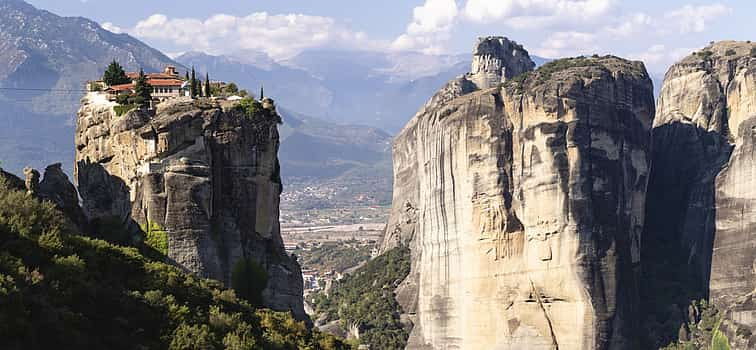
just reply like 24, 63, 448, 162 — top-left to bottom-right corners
88, 65, 244, 104
302, 268, 343, 295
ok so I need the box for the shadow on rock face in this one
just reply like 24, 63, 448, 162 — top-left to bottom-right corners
639, 121, 733, 347
76, 159, 142, 244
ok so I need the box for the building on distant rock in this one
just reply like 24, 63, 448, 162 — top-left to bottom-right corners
89, 65, 237, 107
99, 65, 186, 101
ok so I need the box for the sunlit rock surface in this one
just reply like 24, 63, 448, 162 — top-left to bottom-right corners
382, 37, 655, 349
75, 95, 306, 320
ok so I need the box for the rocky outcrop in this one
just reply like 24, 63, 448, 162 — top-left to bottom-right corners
382, 36, 655, 349
75, 94, 306, 320
469, 36, 535, 89
0, 167, 25, 190
644, 41, 756, 348
37, 163, 88, 230
1, 163, 86, 231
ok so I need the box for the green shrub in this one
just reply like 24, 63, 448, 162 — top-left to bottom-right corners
231, 258, 268, 307
501, 71, 530, 93
113, 104, 136, 117
711, 319, 732, 350
750, 47, 756, 57
115, 93, 130, 105
141, 221, 168, 255
225, 82, 239, 94
236, 97, 263, 118
697, 50, 714, 60
725, 49, 737, 56
169, 323, 217, 350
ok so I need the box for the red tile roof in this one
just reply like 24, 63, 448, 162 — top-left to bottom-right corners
149, 79, 183, 87
126, 72, 180, 80
108, 83, 134, 92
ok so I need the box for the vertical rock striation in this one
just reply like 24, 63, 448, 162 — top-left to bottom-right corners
75, 94, 306, 320
644, 41, 756, 348
382, 37, 655, 349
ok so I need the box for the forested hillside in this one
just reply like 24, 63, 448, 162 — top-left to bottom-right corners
0, 178, 348, 350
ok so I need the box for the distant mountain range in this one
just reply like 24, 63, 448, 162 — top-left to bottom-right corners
0, 0, 543, 189
175, 50, 474, 134
0, 0, 179, 173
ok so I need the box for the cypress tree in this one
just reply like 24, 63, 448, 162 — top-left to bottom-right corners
133, 68, 152, 107
260, 85, 264, 100
190, 66, 197, 98
204, 73, 211, 98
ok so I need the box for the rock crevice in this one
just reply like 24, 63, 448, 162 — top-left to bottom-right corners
642, 41, 756, 348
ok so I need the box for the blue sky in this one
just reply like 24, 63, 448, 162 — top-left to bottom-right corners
26, 0, 755, 74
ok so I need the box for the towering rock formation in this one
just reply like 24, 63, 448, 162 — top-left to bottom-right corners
382, 37, 655, 349
75, 94, 306, 320
469, 36, 535, 90
643, 41, 756, 348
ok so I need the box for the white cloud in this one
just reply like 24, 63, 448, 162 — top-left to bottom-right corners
628, 44, 697, 73
391, 0, 459, 54
606, 13, 653, 38
533, 31, 598, 58
463, 0, 614, 27
101, 22, 123, 34
130, 13, 387, 60
663, 4, 731, 34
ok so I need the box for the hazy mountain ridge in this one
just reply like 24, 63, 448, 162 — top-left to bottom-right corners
177, 50, 485, 134
0, 0, 181, 173
0, 0, 515, 187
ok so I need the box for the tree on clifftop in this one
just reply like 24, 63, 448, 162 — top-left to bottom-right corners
102, 60, 130, 86
204, 73, 211, 97
132, 69, 152, 107
190, 66, 198, 98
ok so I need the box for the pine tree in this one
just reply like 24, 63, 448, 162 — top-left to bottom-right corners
190, 66, 197, 98
102, 60, 130, 86
133, 69, 152, 107
204, 73, 211, 98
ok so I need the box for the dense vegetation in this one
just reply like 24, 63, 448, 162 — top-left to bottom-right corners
0, 179, 348, 350
113, 104, 136, 116
662, 300, 731, 350
294, 241, 371, 273
502, 55, 608, 93
141, 220, 168, 255
311, 247, 411, 349
235, 97, 281, 124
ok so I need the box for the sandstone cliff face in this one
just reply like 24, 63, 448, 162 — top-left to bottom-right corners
75, 94, 306, 320
383, 37, 654, 349
645, 41, 756, 348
